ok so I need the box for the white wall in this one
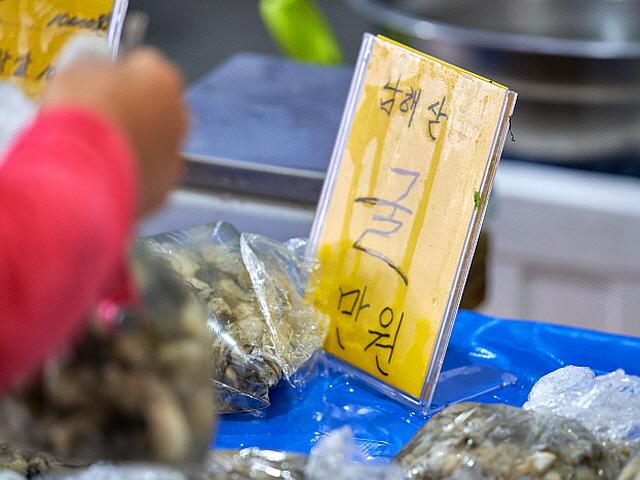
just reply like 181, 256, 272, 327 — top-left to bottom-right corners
483, 162, 640, 336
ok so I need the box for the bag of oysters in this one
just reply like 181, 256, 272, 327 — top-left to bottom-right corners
0, 244, 215, 477
140, 221, 330, 413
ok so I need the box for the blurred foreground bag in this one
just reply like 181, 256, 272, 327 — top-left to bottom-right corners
0, 244, 215, 467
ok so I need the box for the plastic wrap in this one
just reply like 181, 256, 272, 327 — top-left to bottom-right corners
524, 366, 640, 448
206, 449, 307, 479
142, 222, 329, 413
394, 402, 626, 479
205, 428, 400, 480
304, 427, 403, 480
0, 244, 214, 466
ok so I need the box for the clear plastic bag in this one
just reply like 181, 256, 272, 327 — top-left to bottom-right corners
240, 233, 326, 386
142, 222, 329, 413
394, 402, 626, 480
304, 427, 403, 480
0, 244, 215, 466
206, 449, 307, 479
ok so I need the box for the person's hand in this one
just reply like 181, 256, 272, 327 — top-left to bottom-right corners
42, 48, 188, 215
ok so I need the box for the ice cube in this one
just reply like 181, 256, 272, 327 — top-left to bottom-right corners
525, 366, 640, 447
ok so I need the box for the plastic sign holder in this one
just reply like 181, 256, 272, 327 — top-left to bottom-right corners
0, 0, 128, 97
308, 34, 517, 412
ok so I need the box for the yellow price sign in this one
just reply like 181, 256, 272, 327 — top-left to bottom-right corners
0, 0, 126, 98
309, 34, 516, 408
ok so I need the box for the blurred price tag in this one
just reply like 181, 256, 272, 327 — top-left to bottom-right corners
309, 35, 516, 408
0, 0, 126, 97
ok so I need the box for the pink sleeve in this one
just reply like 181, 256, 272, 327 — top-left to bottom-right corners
0, 107, 138, 392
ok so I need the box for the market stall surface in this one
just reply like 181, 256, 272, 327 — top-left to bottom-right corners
213, 310, 640, 460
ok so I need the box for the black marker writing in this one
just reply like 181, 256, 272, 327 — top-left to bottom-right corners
364, 307, 404, 376
352, 167, 420, 285
428, 96, 448, 141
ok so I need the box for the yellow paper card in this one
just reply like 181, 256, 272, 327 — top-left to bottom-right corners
309, 34, 516, 405
0, 0, 124, 98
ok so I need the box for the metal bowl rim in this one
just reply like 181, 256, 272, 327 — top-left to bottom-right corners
346, 0, 640, 59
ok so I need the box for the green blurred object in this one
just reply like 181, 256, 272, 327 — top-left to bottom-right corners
259, 0, 343, 65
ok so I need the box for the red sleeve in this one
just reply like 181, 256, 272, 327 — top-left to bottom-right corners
0, 107, 138, 392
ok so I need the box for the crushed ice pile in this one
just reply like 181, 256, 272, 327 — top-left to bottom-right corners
524, 365, 640, 446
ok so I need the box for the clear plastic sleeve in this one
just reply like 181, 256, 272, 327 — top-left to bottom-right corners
0, 0, 127, 98
141, 222, 329, 413
0, 244, 215, 466
306, 34, 517, 411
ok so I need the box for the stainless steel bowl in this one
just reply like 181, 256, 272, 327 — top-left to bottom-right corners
346, 0, 640, 163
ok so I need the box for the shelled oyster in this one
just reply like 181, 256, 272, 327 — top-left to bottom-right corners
395, 402, 626, 479
143, 222, 328, 412
0, 245, 214, 466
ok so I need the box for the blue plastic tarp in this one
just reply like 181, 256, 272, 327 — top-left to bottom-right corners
212, 310, 640, 460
